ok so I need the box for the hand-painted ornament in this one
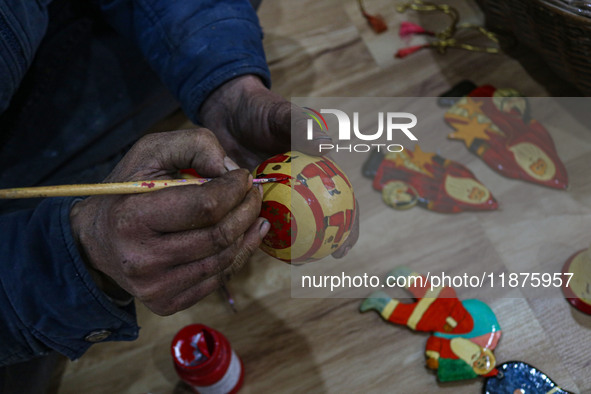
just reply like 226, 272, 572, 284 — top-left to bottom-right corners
364, 146, 497, 213
360, 267, 502, 382
484, 361, 574, 394
444, 85, 568, 189
561, 246, 591, 315
254, 152, 356, 263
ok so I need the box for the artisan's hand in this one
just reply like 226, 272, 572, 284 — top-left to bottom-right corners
199, 75, 332, 170
200, 75, 358, 258
70, 129, 269, 316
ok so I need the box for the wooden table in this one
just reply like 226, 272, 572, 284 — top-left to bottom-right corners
59, 1, 591, 392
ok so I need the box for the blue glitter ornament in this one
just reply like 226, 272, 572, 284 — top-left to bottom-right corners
483, 361, 573, 394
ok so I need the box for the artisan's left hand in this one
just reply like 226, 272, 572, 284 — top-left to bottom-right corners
200, 75, 359, 258
199, 75, 331, 170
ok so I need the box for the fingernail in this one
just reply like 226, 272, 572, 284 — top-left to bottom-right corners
224, 156, 240, 172
343, 246, 351, 256
248, 174, 253, 186
257, 184, 264, 196
259, 218, 270, 237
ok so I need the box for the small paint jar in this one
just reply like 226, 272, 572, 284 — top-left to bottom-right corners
171, 324, 244, 394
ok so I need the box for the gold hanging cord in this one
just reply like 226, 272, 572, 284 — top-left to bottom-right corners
397, 0, 500, 54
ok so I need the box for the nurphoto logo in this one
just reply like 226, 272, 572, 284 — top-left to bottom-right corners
304, 107, 418, 153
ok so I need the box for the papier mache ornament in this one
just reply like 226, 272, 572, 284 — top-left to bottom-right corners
254, 151, 356, 264
561, 244, 591, 315
444, 84, 568, 189
484, 361, 574, 394
363, 145, 497, 213
360, 267, 502, 382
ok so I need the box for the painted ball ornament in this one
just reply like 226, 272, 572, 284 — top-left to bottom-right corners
254, 151, 356, 263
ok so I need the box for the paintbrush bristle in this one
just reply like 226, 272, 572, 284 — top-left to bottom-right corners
253, 177, 289, 184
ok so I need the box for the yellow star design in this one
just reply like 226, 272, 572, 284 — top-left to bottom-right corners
386, 149, 433, 176
410, 145, 435, 175
457, 98, 484, 117
385, 151, 407, 168
393, 152, 407, 168
448, 116, 491, 147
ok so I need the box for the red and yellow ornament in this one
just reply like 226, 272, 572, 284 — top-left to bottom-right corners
254, 152, 356, 263
562, 246, 591, 315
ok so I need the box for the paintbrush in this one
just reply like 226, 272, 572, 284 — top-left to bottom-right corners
219, 281, 237, 314
0, 177, 287, 199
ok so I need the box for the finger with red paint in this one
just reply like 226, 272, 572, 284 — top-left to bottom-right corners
70, 129, 270, 316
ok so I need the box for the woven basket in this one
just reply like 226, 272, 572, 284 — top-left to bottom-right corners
476, 0, 591, 96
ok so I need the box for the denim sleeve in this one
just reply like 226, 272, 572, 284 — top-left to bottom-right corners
0, 0, 52, 115
96, 0, 271, 124
0, 197, 138, 366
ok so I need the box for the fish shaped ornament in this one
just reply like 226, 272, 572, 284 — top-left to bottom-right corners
484, 361, 574, 394
444, 85, 568, 189
360, 267, 502, 382
364, 146, 497, 213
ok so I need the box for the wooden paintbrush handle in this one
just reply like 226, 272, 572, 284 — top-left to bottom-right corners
0, 177, 284, 199
0, 179, 208, 199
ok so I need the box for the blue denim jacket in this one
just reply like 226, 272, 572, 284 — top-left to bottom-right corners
0, 0, 270, 366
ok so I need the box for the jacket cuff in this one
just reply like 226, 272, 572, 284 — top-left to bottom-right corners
0, 197, 138, 362
97, 0, 271, 124
178, 14, 272, 123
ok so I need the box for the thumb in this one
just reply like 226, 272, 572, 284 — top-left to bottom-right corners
272, 103, 333, 156
157, 128, 236, 177
106, 129, 237, 182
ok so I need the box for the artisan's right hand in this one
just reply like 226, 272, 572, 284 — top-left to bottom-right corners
70, 129, 269, 316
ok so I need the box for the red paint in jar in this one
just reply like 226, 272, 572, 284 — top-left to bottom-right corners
171, 324, 244, 394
